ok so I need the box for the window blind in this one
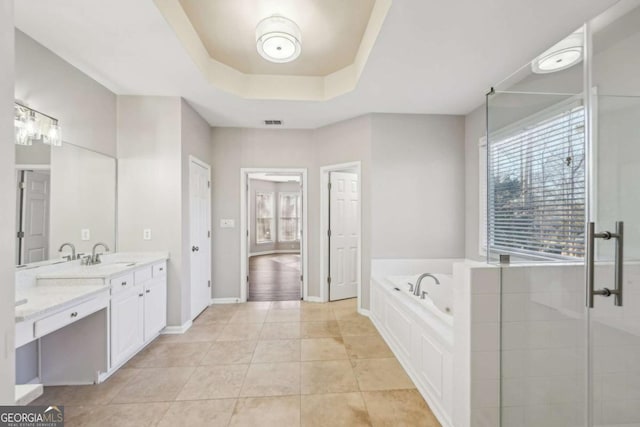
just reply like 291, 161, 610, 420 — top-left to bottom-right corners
278, 192, 301, 242
256, 192, 274, 243
488, 104, 585, 260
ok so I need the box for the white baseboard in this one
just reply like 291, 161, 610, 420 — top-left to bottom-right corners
210, 298, 241, 305
249, 250, 300, 257
161, 320, 193, 335
357, 308, 371, 317
304, 296, 323, 303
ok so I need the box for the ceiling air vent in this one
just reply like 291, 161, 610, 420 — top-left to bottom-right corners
264, 120, 282, 126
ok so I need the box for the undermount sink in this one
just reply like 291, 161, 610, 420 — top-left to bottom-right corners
36, 261, 139, 282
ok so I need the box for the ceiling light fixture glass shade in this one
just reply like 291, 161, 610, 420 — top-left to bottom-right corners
531, 31, 583, 74
256, 16, 302, 63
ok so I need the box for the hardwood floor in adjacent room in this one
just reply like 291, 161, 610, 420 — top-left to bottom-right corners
249, 254, 301, 302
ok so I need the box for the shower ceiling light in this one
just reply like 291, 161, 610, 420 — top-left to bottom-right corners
532, 31, 583, 74
256, 16, 301, 63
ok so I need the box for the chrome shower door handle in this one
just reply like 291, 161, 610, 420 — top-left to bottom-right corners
614, 221, 624, 307
586, 221, 624, 308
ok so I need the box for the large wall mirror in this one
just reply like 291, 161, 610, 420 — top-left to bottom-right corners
15, 141, 116, 266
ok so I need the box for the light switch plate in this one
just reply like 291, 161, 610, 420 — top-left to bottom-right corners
143, 229, 152, 240
220, 219, 235, 228
81, 229, 90, 241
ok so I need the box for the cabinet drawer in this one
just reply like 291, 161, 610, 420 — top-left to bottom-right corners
34, 295, 108, 338
152, 262, 167, 278
134, 266, 152, 285
110, 272, 135, 294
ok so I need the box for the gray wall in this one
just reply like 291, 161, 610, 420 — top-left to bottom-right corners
249, 179, 301, 254
371, 114, 466, 259
0, 0, 15, 404
117, 96, 184, 326
14, 30, 117, 157
210, 114, 465, 309
464, 106, 486, 261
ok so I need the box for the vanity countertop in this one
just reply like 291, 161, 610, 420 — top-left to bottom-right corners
15, 284, 109, 322
35, 252, 169, 281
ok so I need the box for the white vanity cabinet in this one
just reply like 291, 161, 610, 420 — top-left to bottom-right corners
110, 283, 145, 367
109, 261, 167, 369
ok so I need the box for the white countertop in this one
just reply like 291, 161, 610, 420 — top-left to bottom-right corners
15, 252, 169, 322
15, 285, 109, 322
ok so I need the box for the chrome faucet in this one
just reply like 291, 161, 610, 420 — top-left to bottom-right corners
58, 242, 76, 261
91, 242, 110, 264
413, 273, 440, 297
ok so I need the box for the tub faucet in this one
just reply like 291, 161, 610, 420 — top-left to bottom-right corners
91, 242, 110, 264
413, 273, 440, 297
58, 242, 76, 261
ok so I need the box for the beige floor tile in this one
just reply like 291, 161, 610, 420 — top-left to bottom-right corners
301, 392, 372, 427
252, 339, 301, 363
111, 367, 195, 403
217, 322, 264, 341
240, 362, 301, 397
126, 342, 212, 368
343, 335, 393, 359
332, 308, 363, 321
158, 323, 226, 343
351, 358, 415, 391
362, 389, 441, 427
259, 322, 301, 340
265, 309, 301, 323
228, 309, 269, 324
301, 308, 336, 322
301, 360, 359, 395
156, 399, 236, 427
200, 340, 257, 365
195, 306, 238, 324
338, 318, 379, 336
176, 364, 249, 400
300, 321, 341, 338
329, 298, 358, 310
271, 301, 301, 309
239, 301, 272, 310
301, 338, 348, 361
229, 396, 300, 427
64, 402, 171, 427
31, 368, 140, 406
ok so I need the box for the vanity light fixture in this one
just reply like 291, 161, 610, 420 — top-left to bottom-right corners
531, 31, 583, 74
256, 16, 302, 63
14, 103, 62, 147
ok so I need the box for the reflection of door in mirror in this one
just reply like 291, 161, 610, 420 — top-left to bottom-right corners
16, 170, 50, 265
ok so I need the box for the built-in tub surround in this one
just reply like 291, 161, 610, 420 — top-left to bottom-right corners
370, 259, 501, 427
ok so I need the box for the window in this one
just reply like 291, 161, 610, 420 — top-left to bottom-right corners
278, 192, 301, 242
256, 192, 274, 243
483, 101, 585, 260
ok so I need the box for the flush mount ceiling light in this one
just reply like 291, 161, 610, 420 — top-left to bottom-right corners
532, 31, 583, 74
256, 16, 301, 63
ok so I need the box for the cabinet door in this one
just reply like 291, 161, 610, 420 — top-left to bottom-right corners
111, 286, 144, 367
144, 279, 167, 341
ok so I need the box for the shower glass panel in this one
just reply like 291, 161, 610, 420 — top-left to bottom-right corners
589, 3, 640, 425
487, 24, 589, 427
490, 1, 640, 425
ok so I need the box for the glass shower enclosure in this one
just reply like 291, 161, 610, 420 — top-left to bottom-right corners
487, 2, 640, 425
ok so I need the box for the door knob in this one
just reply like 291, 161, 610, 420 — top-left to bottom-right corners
192, 246, 199, 252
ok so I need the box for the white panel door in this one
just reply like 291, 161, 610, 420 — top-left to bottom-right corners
189, 159, 211, 319
21, 171, 50, 263
329, 172, 359, 301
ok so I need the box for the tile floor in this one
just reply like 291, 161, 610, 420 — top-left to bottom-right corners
31, 298, 441, 426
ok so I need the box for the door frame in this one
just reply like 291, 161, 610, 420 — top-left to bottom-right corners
320, 161, 362, 309
240, 168, 308, 302
189, 155, 212, 320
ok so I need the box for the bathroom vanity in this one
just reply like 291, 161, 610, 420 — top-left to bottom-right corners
14, 252, 168, 400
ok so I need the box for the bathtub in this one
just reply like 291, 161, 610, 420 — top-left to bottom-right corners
370, 260, 460, 427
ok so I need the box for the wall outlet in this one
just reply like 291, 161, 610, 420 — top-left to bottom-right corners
81, 229, 90, 241
220, 219, 235, 228
143, 229, 152, 240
